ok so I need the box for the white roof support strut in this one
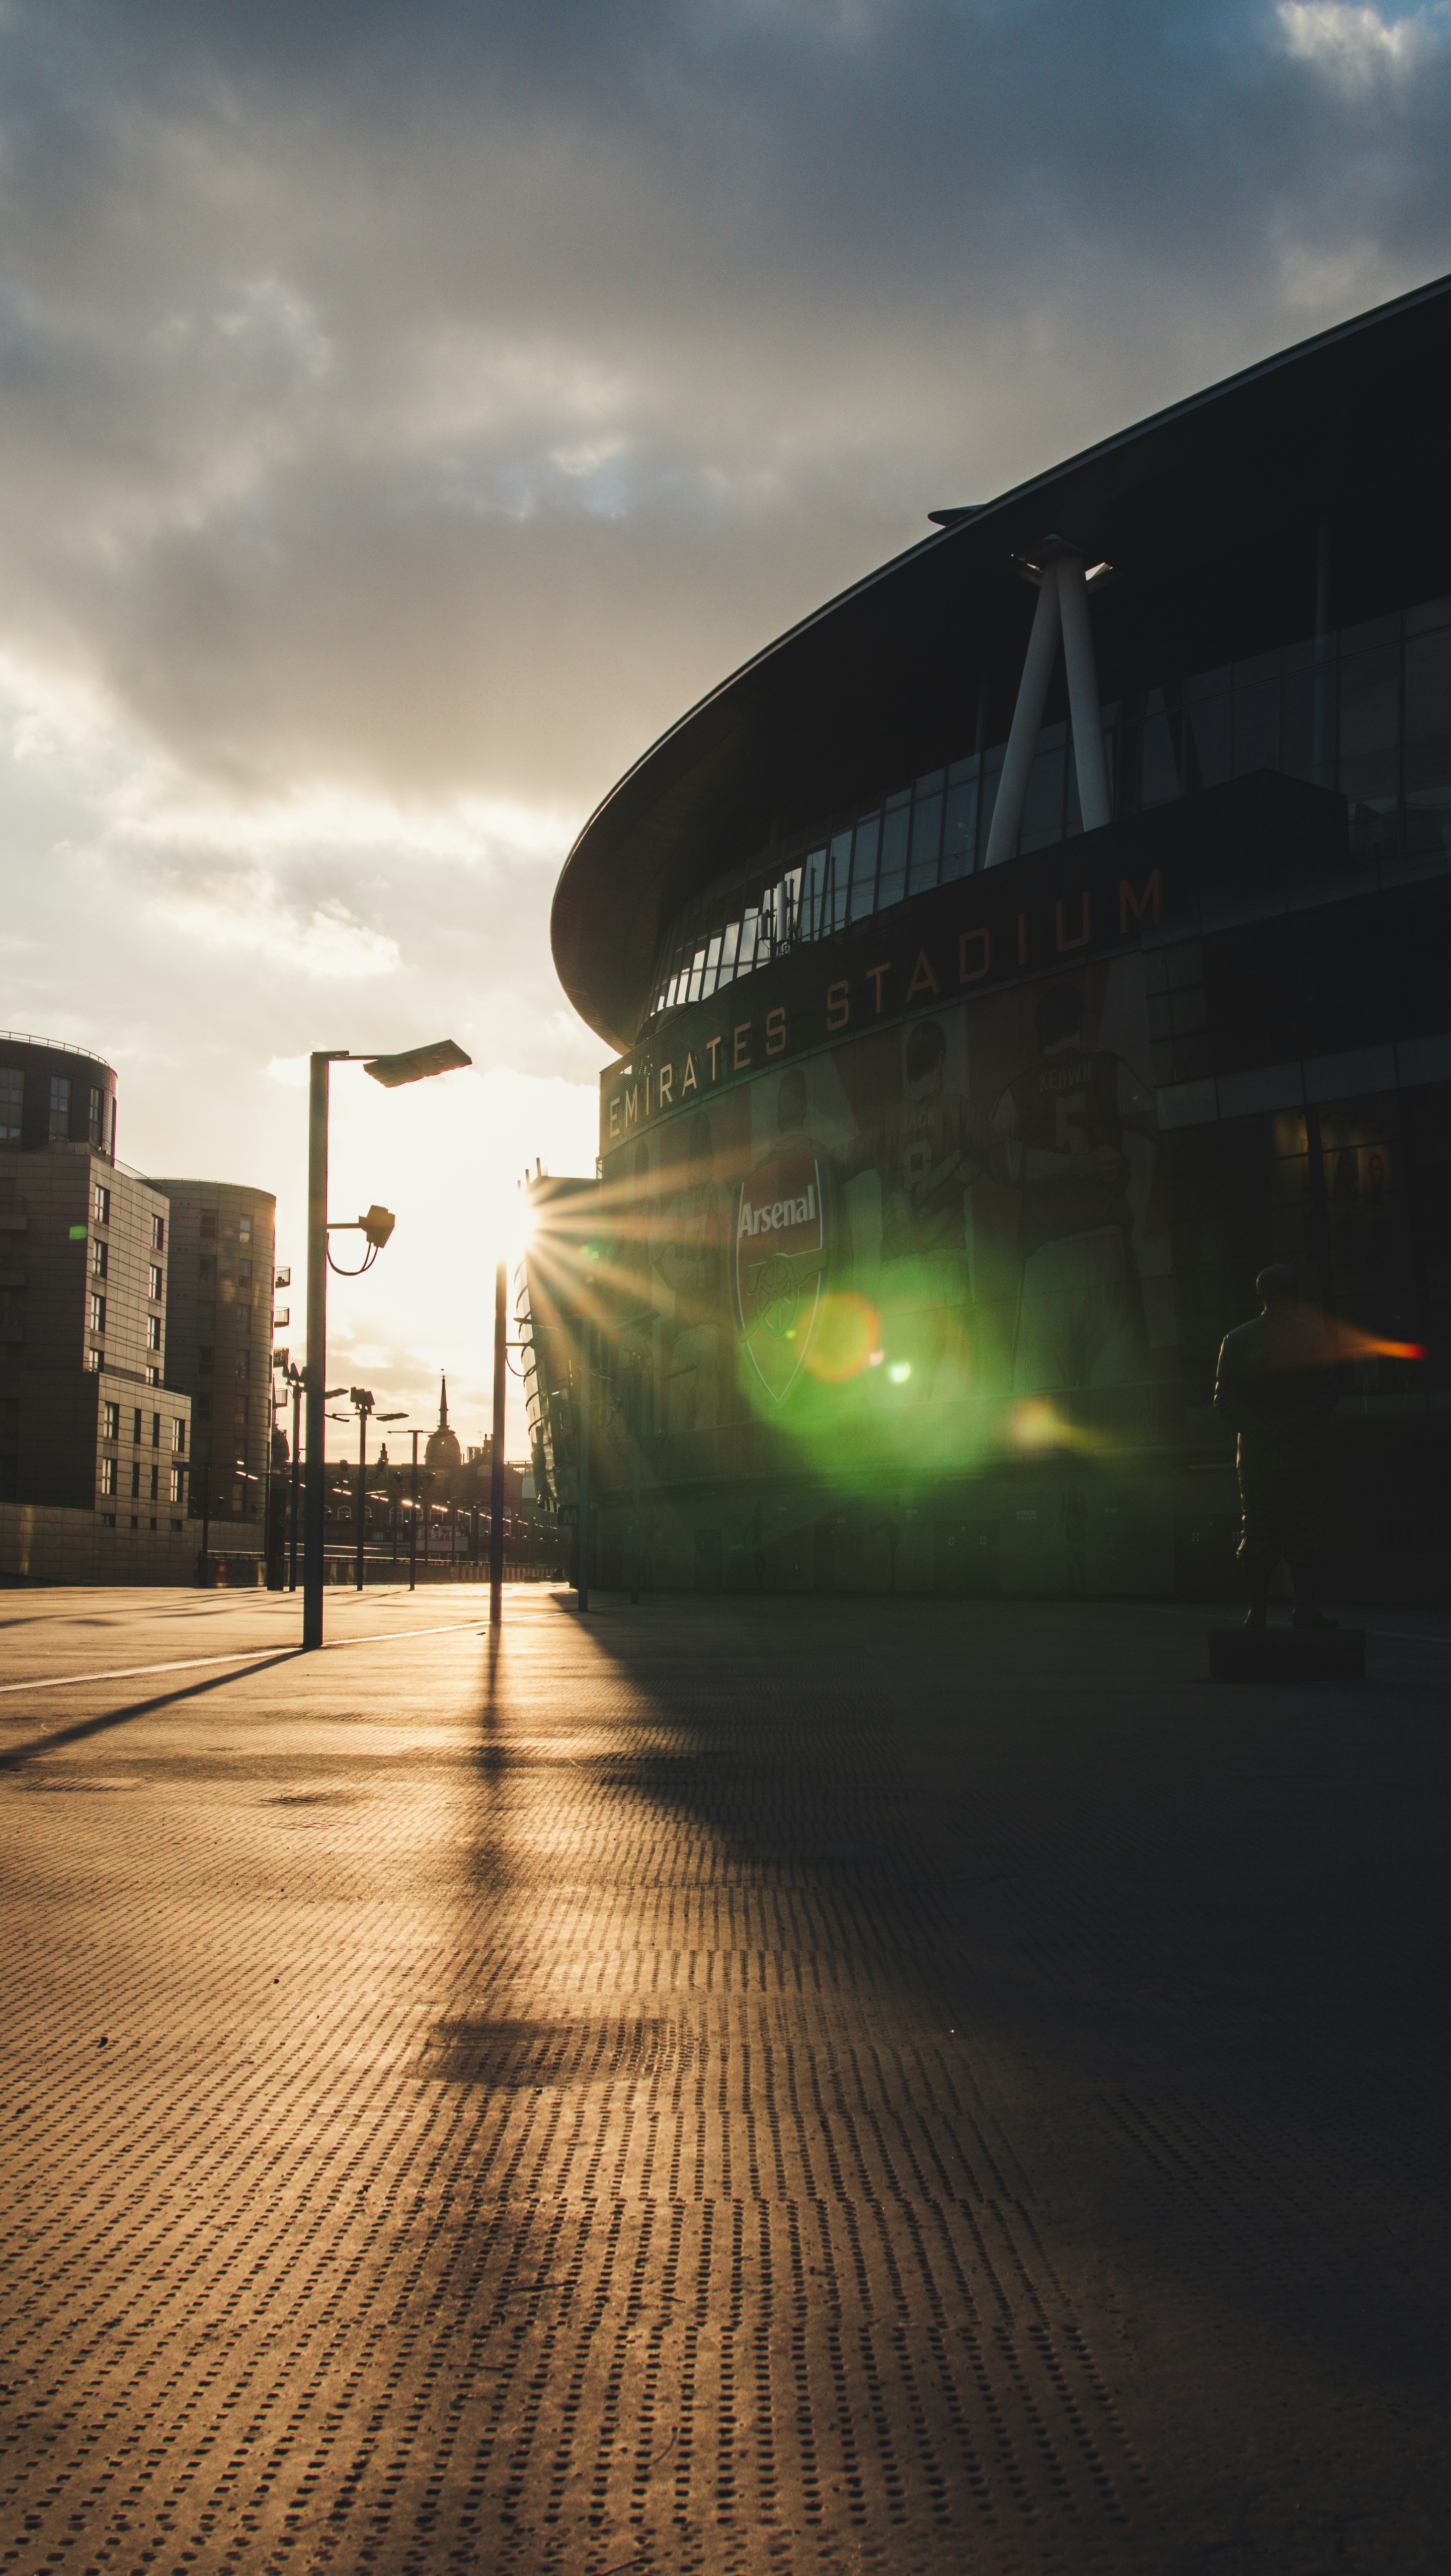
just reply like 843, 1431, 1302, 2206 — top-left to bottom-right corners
982, 547, 1111, 868
1056, 552, 1113, 832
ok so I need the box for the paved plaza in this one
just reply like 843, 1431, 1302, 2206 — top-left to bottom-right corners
2, 1583, 1450, 2575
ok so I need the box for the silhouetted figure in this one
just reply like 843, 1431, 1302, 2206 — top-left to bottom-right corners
1213, 1266, 1340, 1630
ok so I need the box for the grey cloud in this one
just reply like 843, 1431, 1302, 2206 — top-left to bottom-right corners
0, 0, 1447, 825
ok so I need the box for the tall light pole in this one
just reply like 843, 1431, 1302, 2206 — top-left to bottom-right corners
489, 1259, 507, 1627
349, 1392, 405, 1590
303, 1038, 471, 1650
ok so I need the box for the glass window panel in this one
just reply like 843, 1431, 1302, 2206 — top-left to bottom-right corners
1185, 665, 1231, 701
700, 932, 723, 997
802, 848, 826, 941
1140, 713, 1180, 806
1338, 645, 1399, 760
1235, 651, 1279, 688
907, 791, 944, 892
941, 772, 978, 880
1340, 613, 1399, 656
1186, 693, 1231, 789
1278, 657, 1336, 785
848, 814, 880, 920
876, 800, 910, 910
718, 921, 740, 986
978, 750, 1004, 861
1404, 629, 1451, 748
1406, 595, 1451, 637
1231, 676, 1278, 775
1020, 744, 1065, 848
914, 767, 946, 799
825, 828, 850, 932
1341, 750, 1398, 805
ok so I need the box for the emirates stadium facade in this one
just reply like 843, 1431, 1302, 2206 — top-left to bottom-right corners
543, 273, 1451, 1603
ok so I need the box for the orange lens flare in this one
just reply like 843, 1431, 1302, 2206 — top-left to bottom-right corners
803, 1292, 880, 1383
1330, 1322, 1426, 1363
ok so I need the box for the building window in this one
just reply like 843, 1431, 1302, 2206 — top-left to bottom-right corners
236, 1352, 249, 1381
87, 1292, 105, 1334
149, 1464, 159, 1501
48, 1075, 70, 1142
84, 1347, 101, 1373
239, 1258, 253, 1287
130, 1460, 140, 1498
88, 1087, 104, 1146
102, 1401, 119, 1441
0, 1068, 21, 1140
169, 1465, 181, 1504
198, 1345, 213, 1375
198, 1255, 217, 1286
91, 1182, 110, 1226
239, 1212, 252, 1243
196, 1394, 212, 1424
170, 1519, 182, 1533
200, 1208, 218, 1242
146, 1314, 162, 1352
151, 1412, 161, 1447
91, 1238, 108, 1278
151, 1213, 165, 1251
100, 1512, 115, 1528
100, 1456, 116, 1496
148, 1264, 163, 1301
235, 1397, 249, 1426
171, 1417, 185, 1452
237, 1305, 250, 1335
145, 1366, 160, 1386
132, 1408, 143, 1444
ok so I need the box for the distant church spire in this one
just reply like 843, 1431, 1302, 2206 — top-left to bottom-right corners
424, 1370, 462, 1474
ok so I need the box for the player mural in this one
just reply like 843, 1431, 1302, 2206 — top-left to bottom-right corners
598, 951, 1177, 1453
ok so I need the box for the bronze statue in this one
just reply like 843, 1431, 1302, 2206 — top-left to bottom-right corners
1213, 1266, 1340, 1631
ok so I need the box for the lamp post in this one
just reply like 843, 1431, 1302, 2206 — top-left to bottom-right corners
489, 1258, 507, 1627
281, 1361, 304, 1590
348, 1393, 405, 1590
349, 1388, 373, 1591
302, 1038, 470, 1650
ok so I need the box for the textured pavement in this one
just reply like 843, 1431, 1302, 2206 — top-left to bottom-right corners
2, 1584, 1451, 2575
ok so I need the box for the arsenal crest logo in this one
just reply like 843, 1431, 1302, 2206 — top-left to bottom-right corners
733, 1148, 829, 1403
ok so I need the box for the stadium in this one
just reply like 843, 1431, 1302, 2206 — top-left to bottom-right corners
540, 274, 1451, 1602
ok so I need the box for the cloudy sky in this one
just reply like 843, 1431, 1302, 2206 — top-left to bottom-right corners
2, 0, 1448, 1451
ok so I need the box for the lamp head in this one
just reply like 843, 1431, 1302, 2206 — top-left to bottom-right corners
361, 1205, 396, 1250
362, 1038, 472, 1089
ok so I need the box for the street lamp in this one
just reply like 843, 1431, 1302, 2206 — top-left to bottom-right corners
303, 1039, 471, 1650
348, 1388, 406, 1592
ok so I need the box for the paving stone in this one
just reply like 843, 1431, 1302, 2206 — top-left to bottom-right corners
1, 1586, 1449, 2573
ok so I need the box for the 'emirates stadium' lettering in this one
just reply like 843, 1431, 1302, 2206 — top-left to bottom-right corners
603, 866, 1163, 1148
738, 1185, 817, 1239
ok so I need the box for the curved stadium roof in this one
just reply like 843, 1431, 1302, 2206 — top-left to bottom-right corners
552, 271, 1451, 1052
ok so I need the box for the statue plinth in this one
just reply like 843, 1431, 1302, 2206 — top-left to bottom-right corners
1208, 1626, 1365, 1683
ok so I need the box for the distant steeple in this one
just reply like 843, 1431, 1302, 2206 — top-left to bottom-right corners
425, 1371, 462, 1473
